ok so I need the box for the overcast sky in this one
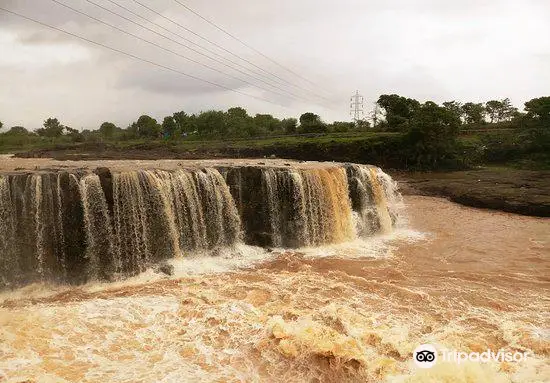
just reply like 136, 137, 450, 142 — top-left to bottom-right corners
0, 0, 549, 130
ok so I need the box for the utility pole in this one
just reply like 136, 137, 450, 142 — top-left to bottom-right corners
350, 90, 364, 125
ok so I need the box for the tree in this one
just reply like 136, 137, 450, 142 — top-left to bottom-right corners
225, 107, 252, 136
80, 129, 98, 142
404, 101, 461, 169
376, 94, 420, 131
253, 114, 281, 134
331, 121, 355, 133
64, 126, 84, 142
129, 115, 161, 138
161, 116, 178, 138
99, 122, 117, 138
299, 112, 326, 133
299, 112, 321, 126
0, 120, 3, 131
281, 118, 298, 134
173, 111, 195, 134
442, 101, 464, 124
523, 96, 550, 150
485, 98, 518, 123
227, 107, 248, 119
485, 100, 503, 123
461, 103, 486, 124
5, 126, 29, 135
195, 110, 226, 136
36, 118, 65, 137
524, 96, 550, 123
499, 98, 518, 122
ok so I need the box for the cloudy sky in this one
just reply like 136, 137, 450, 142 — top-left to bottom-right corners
0, 0, 549, 130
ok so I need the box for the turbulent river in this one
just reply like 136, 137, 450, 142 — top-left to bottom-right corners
0, 159, 548, 382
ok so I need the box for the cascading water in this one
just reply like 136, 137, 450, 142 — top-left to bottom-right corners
262, 169, 283, 247
346, 164, 402, 236
0, 163, 401, 289
0, 176, 16, 285
258, 167, 355, 247
0, 173, 71, 286
80, 174, 115, 280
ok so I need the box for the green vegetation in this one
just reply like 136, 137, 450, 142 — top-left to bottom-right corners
401, 101, 460, 169
364, 95, 548, 169
1, 95, 548, 170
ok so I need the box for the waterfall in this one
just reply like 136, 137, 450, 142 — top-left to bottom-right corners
80, 174, 116, 280
0, 176, 16, 288
262, 169, 283, 247
230, 166, 363, 248
112, 170, 170, 275
169, 170, 208, 250
27, 175, 44, 276
0, 164, 401, 288
285, 167, 355, 247
346, 165, 401, 236
0, 173, 71, 287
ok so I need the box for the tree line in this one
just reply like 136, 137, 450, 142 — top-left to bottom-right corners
1, 95, 548, 169
369, 95, 549, 168
1, 96, 547, 140
372, 95, 550, 130
0, 109, 369, 142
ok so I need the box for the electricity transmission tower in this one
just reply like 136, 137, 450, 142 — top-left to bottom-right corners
350, 90, 364, 125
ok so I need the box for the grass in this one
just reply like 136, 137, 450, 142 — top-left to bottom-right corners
0, 135, 64, 153
2, 130, 548, 171
130, 131, 400, 149
501, 153, 550, 170
1, 131, 400, 153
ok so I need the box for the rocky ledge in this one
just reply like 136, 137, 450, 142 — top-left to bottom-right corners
395, 168, 550, 217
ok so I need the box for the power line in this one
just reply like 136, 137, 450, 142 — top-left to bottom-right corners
130, 0, 331, 103
99, 0, 308, 102
58, 0, 303, 102
50, 0, 304, 103
0, 6, 295, 109
171, 0, 326, 91
105, 0, 272, 84
129, 0, 301, 90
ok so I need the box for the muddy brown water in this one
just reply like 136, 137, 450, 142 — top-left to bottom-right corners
0, 196, 548, 382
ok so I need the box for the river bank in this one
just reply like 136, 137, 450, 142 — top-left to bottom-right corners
394, 168, 550, 217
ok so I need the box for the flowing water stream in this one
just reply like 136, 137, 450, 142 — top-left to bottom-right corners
0, 159, 548, 382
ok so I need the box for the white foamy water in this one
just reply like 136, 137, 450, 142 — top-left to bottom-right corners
299, 228, 427, 259
0, 196, 548, 382
0, 225, 420, 304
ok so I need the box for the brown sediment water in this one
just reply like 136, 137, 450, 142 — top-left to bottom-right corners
0, 195, 548, 382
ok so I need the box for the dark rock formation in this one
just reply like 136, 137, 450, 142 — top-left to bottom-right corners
156, 263, 174, 276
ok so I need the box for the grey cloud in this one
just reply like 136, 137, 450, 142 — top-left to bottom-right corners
1, 0, 549, 130
116, 64, 246, 95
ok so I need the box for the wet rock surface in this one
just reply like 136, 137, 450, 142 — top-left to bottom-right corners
395, 168, 550, 217
155, 263, 174, 276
